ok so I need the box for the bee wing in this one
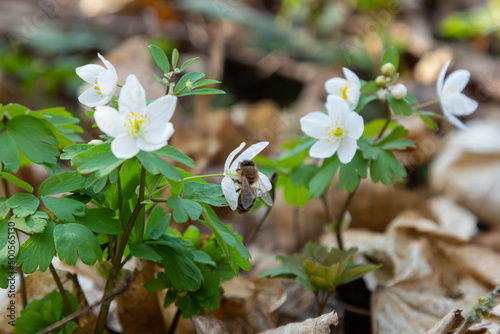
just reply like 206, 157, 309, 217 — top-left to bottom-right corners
240, 176, 257, 209
255, 176, 273, 207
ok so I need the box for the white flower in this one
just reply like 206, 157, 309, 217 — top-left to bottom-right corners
436, 60, 478, 130
300, 95, 364, 164
389, 83, 407, 100
325, 67, 361, 110
94, 74, 177, 159
76, 53, 118, 107
221, 142, 272, 211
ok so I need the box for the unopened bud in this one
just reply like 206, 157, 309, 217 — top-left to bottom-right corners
186, 79, 193, 91
381, 63, 396, 76
376, 75, 387, 87
389, 83, 407, 100
88, 139, 103, 145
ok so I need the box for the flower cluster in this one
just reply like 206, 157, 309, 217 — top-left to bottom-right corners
77, 54, 177, 159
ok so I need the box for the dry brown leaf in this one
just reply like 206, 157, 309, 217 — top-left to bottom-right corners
424, 308, 464, 334
192, 315, 229, 334
260, 311, 339, 334
116, 259, 167, 333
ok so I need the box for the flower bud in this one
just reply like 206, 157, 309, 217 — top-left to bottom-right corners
389, 83, 407, 100
376, 75, 387, 87
185, 79, 193, 91
377, 88, 387, 101
88, 139, 103, 145
381, 63, 396, 76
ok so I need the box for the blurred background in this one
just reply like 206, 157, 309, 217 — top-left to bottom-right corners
2, 0, 500, 333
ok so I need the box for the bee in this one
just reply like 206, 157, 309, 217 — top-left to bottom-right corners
235, 160, 273, 214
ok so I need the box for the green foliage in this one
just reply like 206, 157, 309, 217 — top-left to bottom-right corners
39, 171, 86, 197
167, 196, 203, 223
261, 242, 381, 292
7, 193, 39, 218
14, 291, 79, 334
137, 151, 182, 181
145, 206, 171, 240
183, 182, 227, 207
11, 211, 49, 234
66, 141, 124, 178
42, 197, 86, 223
309, 156, 340, 198
0, 172, 34, 193
17, 220, 55, 273
148, 45, 170, 74
381, 46, 399, 70
74, 208, 121, 234
0, 219, 18, 266
54, 223, 103, 265
155, 145, 196, 168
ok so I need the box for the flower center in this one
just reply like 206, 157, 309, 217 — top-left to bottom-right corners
340, 84, 349, 101
94, 79, 104, 97
333, 128, 343, 137
124, 111, 149, 136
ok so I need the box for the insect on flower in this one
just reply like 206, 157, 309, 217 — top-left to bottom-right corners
222, 142, 273, 213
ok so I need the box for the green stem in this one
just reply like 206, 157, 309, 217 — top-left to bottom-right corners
182, 173, 224, 181
18, 264, 27, 308
413, 99, 439, 110
94, 167, 147, 334
2, 178, 11, 197
321, 193, 345, 250
149, 198, 167, 203
49, 263, 74, 317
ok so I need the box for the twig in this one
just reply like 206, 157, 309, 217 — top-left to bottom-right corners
49, 263, 74, 318
168, 307, 182, 334
38, 274, 133, 334
2, 178, 11, 197
413, 99, 440, 110
17, 264, 27, 308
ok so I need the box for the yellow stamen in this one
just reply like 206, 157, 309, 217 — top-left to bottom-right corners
333, 128, 342, 137
340, 84, 349, 101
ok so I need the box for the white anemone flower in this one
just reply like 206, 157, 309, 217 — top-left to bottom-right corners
94, 74, 177, 159
300, 95, 364, 164
324, 67, 361, 110
436, 60, 478, 130
76, 53, 118, 107
221, 142, 273, 211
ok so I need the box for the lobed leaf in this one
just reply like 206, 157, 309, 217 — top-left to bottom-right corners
54, 223, 102, 266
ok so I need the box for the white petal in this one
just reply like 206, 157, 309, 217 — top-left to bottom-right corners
309, 139, 339, 159
346, 86, 360, 110
436, 60, 451, 98
136, 137, 166, 152
78, 87, 107, 107
97, 53, 117, 77
442, 69, 470, 95
225, 142, 246, 175
346, 112, 364, 139
145, 95, 178, 123
94, 106, 127, 138
76, 64, 104, 84
221, 176, 238, 210
443, 111, 468, 130
258, 171, 272, 191
111, 135, 139, 159
97, 70, 118, 96
326, 95, 351, 122
441, 92, 478, 116
300, 112, 332, 139
337, 137, 357, 164
325, 78, 349, 96
144, 122, 174, 144
230, 142, 269, 171
119, 74, 146, 115
343, 67, 361, 89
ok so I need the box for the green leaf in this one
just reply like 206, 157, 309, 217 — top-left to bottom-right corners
174, 72, 205, 94
201, 207, 250, 273
153, 73, 169, 86
39, 171, 86, 196
167, 196, 202, 223
137, 151, 182, 181
260, 266, 297, 279
192, 79, 220, 89
379, 139, 416, 150
355, 95, 377, 113
0, 198, 9, 219
74, 208, 121, 234
357, 137, 379, 160
183, 182, 226, 207
172, 48, 179, 68
154, 145, 196, 168
290, 164, 319, 188
177, 88, 226, 96
0, 219, 18, 266
7, 193, 39, 217
278, 175, 310, 207
360, 80, 379, 94
148, 45, 170, 73
7, 115, 59, 165
405, 92, 419, 105
179, 57, 199, 72
2, 103, 28, 118
370, 150, 406, 185
42, 196, 86, 223
0, 131, 20, 172
416, 111, 441, 131
17, 220, 55, 273
0, 265, 11, 289
60, 144, 92, 160
308, 156, 340, 198
362, 119, 398, 137
381, 46, 399, 70
376, 125, 409, 147
71, 142, 124, 178
54, 223, 102, 266
387, 94, 413, 116
0, 172, 33, 192
334, 263, 382, 285
338, 151, 368, 192
145, 206, 170, 240
11, 211, 49, 234
130, 243, 162, 261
